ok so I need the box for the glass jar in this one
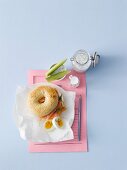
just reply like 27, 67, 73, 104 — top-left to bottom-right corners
70, 49, 100, 72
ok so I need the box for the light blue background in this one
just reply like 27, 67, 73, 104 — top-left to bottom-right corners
0, 0, 127, 170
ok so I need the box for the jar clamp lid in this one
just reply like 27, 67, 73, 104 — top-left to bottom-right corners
91, 52, 100, 68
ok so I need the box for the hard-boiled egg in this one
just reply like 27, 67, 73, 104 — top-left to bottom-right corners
43, 119, 54, 131
52, 117, 64, 129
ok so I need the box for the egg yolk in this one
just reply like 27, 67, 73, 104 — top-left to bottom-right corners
56, 118, 63, 127
45, 121, 53, 129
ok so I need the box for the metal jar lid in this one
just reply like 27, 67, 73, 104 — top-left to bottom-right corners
91, 52, 100, 68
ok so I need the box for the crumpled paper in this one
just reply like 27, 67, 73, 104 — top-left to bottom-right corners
14, 83, 76, 142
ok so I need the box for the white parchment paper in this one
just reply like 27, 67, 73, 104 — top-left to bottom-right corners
14, 83, 76, 142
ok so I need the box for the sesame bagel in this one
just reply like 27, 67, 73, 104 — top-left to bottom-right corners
28, 86, 59, 118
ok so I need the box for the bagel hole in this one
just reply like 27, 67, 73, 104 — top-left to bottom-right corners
38, 97, 45, 103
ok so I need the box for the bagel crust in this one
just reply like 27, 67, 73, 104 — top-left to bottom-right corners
28, 86, 59, 118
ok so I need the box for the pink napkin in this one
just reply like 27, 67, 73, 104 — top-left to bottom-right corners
28, 70, 88, 152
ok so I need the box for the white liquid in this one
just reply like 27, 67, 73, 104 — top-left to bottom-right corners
69, 75, 80, 87
71, 50, 92, 72
76, 53, 88, 65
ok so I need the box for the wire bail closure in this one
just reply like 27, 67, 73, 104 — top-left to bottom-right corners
91, 52, 100, 68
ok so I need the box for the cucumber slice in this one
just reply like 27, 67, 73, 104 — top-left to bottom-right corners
46, 70, 70, 82
46, 59, 67, 77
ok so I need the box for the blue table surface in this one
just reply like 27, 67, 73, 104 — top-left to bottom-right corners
0, 0, 127, 170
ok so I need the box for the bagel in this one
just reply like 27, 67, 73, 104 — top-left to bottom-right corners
28, 86, 59, 118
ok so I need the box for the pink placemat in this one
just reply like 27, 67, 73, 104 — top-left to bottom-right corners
28, 70, 88, 152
